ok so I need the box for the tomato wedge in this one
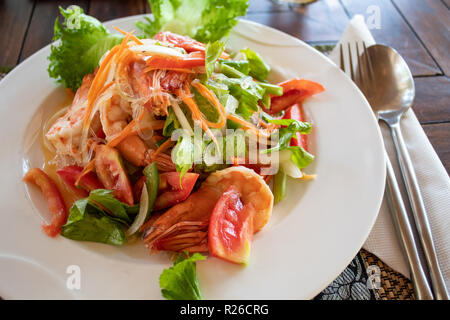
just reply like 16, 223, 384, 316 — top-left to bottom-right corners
94, 145, 134, 205
277, 78, 325, 94
282, 103, 308, 151
154, 31, 229, 59
78, 170, 104, 192
208, 186, 254, 265
269, 78, 324, 114
23, 168, 67, 237
57, 166, 89, 197
133, 175, 146, 202
153, 172, 199, 210
57, 165, 104, 197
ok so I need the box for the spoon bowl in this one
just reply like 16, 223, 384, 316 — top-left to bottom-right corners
357, 44, 415, 124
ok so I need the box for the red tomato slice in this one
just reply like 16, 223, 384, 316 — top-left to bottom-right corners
154, 172, 199, 210
208, 186, 254, 265
146, 52, 205, 69
154, 31, 230, 59
269, 78, 324, 114
282, 103, 308, 151
132, 175, 146, 202
57, 165, 103, 197
23, 168, 67, 237
57, 166, 89, 197
270, 90, 302, 114
277, 78, 325, 94
78, 171, 104, 192
94, 145, 134, 205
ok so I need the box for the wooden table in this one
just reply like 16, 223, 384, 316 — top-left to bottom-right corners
1, 0, 448, 173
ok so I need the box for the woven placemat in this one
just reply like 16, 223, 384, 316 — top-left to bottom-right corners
360, 249, 415, 300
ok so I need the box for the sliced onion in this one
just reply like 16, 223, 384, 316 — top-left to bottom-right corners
279, 149, 303, 178
127, 184, 149, 236
129, 44, 184, 58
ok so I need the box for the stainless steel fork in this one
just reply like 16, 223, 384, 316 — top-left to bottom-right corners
339, 42, 434, 300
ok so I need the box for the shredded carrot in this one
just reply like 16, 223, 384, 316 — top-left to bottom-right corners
176, 87, 221, 150
181, 85, 224, 129
82, 45, 120, 130
107, 109, 146, 148
97, 81, 114, 99
264, 175, 272, 184
75, 159, 95, 187
113, 26, 143, 45
179, 88, 205, 121
298, 173, 316, 181
115, 49, 136, 91
152, 135, 164, 143
115, 32, 132, 64
259, 118, 279, 130
107, 120, 138, 148
153, 139, 176, 157
227, 114, 270, 138
191, 81, 226, 129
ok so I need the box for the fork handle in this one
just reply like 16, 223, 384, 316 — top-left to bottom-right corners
390, 123, 449, 300
385, 154, 434, 300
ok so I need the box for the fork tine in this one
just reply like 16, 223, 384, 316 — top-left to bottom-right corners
339, 43, 345, 72
362, 41, 374, 83
356, 43, 363, 85
347, 43, 355, 81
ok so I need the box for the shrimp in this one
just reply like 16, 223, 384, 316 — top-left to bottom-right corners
100, 93, 131, 139
142, 166, 274, 253
46, 74, 101, 163
46, 45, 190, 168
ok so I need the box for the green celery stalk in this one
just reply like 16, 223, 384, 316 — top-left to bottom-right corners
219, 63, 246, 78
143, 163, 159, 217
274, 170, 287, 204
258, 82, 283, 96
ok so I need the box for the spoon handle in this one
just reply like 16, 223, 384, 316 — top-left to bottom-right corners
385, 154, 434, 300
390, 123, 449, 300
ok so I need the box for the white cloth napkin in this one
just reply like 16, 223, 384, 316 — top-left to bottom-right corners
329, 15, 450, 291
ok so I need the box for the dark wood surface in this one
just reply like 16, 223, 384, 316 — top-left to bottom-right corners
1, 0, 449, 173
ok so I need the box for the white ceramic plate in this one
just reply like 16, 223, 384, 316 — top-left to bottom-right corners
0, 16, 385, 299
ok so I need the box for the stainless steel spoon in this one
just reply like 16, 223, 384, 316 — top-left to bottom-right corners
358, 44, 449, 300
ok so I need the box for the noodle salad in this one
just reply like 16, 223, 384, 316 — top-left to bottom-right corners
23, 2, 324, 299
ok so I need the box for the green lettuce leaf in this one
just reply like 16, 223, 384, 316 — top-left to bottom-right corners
192, 86, 220, 123
262, 119, 314, 169
137, 0, 249, 42
159, 252, 206, 300
285, 146, 315, 169
210, 73, 265, 120
172, 134, 194, 178
268, 118, 312, 135
219, 59, 250, 75
48, 6, 123, 90
240, 48, 270, 81
205, 40, 226, 78
163, 107, 181, 137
